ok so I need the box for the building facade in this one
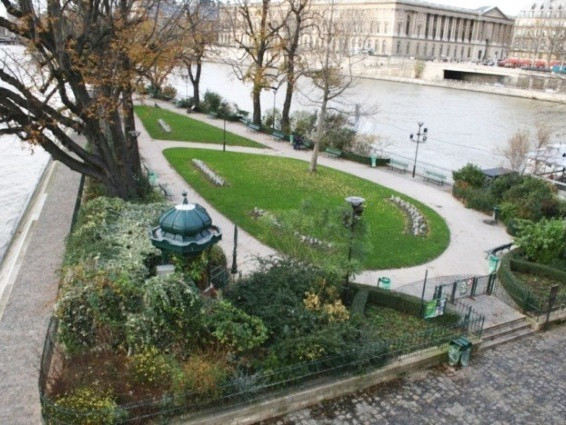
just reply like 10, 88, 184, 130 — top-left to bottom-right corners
510, 0, 566, 65
219, 0, 515, 62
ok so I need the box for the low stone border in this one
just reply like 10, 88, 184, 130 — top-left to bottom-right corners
158, 118, 171, 132
192, 159, 226, 186
389, 195, 428, 236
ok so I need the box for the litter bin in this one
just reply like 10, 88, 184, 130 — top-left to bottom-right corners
448, 337, 472, 367
378, 277, 391, 290
370, 154, 377, 168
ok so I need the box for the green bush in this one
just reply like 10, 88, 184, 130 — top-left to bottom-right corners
202, 90, 222, 113
129, 346, 176, 388
514, 219, 566, 264
462, 187, 497, 213
452, 163, 486, 189
503, 175, 558, 221
46, 387, 126, 425
176, 353, 233, 397
262, 107, 281, 130
127, 273, 203, 354
203, 300, 268, 353
290, 110, 317, 137
176, 97, 194, 108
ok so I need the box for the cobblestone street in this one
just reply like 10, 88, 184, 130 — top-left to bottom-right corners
260, 325, 566, 425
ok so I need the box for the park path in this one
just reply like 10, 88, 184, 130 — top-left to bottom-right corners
136, 99, 512, 292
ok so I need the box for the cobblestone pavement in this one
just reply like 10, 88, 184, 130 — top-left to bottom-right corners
260, 325, 566, 425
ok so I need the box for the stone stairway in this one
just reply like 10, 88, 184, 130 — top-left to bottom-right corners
479, 317, 535, 351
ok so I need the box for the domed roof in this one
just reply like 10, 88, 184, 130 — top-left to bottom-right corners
159, 195, 213, 237
150, 192, 222, 255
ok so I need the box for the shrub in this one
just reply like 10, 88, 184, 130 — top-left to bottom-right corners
126, 273, 203, 354
176, 353, 233, 397
129, 346, 176, 389
203, 300, 268, 353
176, 97, 194, 108
161, 85, 177, 101
503, 176, 558, 221
452, 163, 485, 189
202, 90, 222, 113
262, 107, 281, 130
290, 110, 317, 137
462, 187, 497, 213
47, 387, 126, 425
514, 219, 566, 264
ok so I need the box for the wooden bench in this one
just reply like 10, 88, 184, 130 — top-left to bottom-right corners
388, 159, 409, 173
272, 130, 286, 141
324, 147, 342, 158
424, 170, 447, 185
246, 122, 261, 132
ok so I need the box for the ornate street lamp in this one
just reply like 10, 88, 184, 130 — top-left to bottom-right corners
344, 196, 365, 285
410, 122, 428, 178
221, 101, 227, 152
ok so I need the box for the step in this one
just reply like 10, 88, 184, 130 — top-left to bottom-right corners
481, 318, 531, 342
479, 326, 535, 351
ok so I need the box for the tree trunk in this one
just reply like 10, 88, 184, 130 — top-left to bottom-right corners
310, 98, 327, 173
189, 62, 202, 108
252, 86, 262, 126
281, 78, 294, 134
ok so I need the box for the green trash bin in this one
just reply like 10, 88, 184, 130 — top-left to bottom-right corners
370, 154, 377, 168
448, 337, 472, 367
378, 277, 391, 290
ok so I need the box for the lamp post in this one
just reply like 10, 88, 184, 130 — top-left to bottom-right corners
221, 101, 227, 152
270, 86, 277, 133
409, 122, 428, 178
344, 196, 365, 285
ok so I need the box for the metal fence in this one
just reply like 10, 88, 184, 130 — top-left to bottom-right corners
434, 274, 497, 303
39, 303, 484, 424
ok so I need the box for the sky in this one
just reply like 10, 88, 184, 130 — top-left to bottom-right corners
436, 0, 527, 17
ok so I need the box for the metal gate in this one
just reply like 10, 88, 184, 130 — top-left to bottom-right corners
434, 274, 497, 304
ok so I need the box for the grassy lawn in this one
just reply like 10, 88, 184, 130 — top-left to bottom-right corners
164, 148, 450, 269
135, 105, 265, 148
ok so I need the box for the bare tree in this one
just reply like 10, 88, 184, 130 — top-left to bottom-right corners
300, 0, 358, 173
499, 130, 532, 174
278, 0, 313, 133
177, 0, 217, 108
225, 0, 287, 125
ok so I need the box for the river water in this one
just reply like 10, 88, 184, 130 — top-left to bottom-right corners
171, 62, 566, 172
2, 58, 566, 264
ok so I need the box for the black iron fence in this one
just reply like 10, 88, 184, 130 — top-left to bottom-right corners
434, 274, 497, 303
39, 303, 484, 424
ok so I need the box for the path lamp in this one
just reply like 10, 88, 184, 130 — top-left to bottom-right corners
410, 122, 428, 178
270, 86, 278, 133
219, 102, 227, 152
344, 196, 365, 285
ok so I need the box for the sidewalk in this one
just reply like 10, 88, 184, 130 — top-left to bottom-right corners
0, 162, 81, 424
137, 99, 513, 289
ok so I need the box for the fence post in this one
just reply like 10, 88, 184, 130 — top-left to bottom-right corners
486, 273, 496, 295
450, 281, 457, 303
545, 285, 560, 330
471, 277, 478, 298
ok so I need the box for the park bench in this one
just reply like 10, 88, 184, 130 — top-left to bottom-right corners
272, 130, 286, 141
484, 242, 513, 258
324, 147, 342, 159
294, 138, 313, 150
157, 118, 171, 133
246, 121, 261, 132
424, 170, 447, 185
388, 159, 409, 173
208, 111, 219, 119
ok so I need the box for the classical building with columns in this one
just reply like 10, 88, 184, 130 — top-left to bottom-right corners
219, 0, 514, 62
304, 0, 514, 61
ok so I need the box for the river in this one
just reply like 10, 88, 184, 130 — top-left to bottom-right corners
2, 58, 566, 264
171, 62, 566, 172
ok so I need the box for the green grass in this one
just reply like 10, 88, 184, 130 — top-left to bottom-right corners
135, 105, 265, 148
164, 148, 450, 270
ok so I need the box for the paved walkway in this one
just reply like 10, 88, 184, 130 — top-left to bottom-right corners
0, 162, 81, 424
259, 323, 566, 425
137, 99, 513, 290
